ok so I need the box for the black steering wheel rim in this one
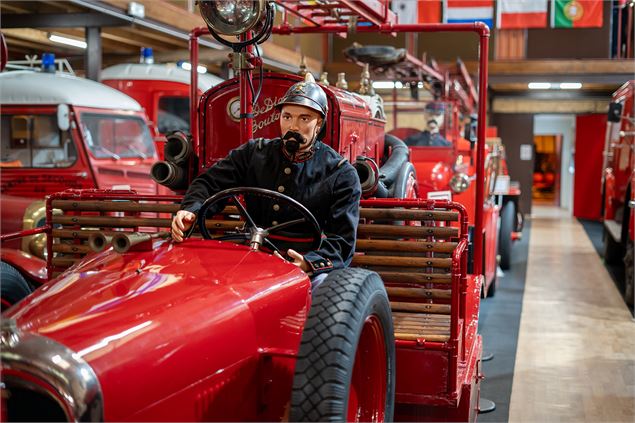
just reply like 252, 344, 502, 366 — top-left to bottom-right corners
194, 187, 322, 251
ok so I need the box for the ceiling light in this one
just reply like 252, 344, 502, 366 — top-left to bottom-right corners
48, 34, 87, 49
528, 82, 551, 90
559, 82, 582, 89
179, 62, 208, 74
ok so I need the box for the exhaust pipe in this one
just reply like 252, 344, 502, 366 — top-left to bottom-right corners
112, 232, 170, 253
88, 233, 112, 253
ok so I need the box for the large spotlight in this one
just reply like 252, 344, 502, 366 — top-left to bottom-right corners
199, 0, 267, 36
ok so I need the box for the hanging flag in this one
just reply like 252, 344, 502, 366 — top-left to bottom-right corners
418, 0, 442, 23
444, 0, 494, 28
391, 0, 442, 24
551, 0, 603, 28
497, 0, 548, 29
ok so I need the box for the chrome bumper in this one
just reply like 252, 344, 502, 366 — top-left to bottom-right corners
1, 319, 104, 422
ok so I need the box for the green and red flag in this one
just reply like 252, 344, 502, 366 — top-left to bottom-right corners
551, 0, 603, 28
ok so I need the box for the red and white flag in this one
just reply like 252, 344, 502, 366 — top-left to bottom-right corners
391, 0, 442, 24
497, 0, 548, 29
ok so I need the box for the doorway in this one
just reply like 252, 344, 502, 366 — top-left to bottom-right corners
532, 135, 562, 206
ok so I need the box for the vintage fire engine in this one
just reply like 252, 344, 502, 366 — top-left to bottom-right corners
1, 1, 491, 421
101, 61, 224, 157
0, 65, 161, 309
350, 50, 519, 294
602, 80, 634, 305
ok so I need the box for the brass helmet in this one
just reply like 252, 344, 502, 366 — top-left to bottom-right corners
277, 73, 328, 139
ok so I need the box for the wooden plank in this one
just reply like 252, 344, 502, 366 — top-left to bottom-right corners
360, 208, 458, 221
386, 287, 452, 300
390, 301, 451, 315
356, 239, 457, 253
52, 244, 92, 254
352, 255, 452, 268
394, 333, 450, 342
377, 271, 452, 284
52, 200, 180, 213
357, 224, 458, 239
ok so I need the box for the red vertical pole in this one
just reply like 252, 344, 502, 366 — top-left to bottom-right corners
240, 33, 254, 143
473, 31, 489, 277
627, 5, 634, 58
189, 30, 200, 152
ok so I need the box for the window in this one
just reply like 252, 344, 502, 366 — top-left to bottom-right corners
80, 113, 156, 159
157, 96, 190, 134
1, 114, 77, 168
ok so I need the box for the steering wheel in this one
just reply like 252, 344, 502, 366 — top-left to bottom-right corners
194, 187, 322, 255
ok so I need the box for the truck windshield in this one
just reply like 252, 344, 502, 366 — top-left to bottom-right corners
80, 113, 155, 159
157, 96, 190, 134
1, 114, 77, 168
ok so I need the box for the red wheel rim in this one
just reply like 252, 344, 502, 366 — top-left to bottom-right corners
347, 314, 387, 422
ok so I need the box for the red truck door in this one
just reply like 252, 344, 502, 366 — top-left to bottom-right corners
573, 114, 608, 220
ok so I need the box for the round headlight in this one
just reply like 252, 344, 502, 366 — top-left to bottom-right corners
199, 0, 266, 36
449, 173, 470, 194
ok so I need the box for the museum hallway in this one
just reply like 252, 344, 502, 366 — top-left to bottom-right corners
508, 206, 635, 422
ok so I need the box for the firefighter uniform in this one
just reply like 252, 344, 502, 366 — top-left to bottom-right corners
180, 137, 362, 275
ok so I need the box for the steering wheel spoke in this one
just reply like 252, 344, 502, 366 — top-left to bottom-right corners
231, 195, 257, 229
196, 187, 322, 253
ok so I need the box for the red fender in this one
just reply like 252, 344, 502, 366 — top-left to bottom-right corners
0, 249, 48, 286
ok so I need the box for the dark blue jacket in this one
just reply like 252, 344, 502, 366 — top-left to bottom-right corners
180, 138, 362, 275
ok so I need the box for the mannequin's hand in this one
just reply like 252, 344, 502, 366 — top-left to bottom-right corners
171, 210, 195, 242
274, 249, 311, 272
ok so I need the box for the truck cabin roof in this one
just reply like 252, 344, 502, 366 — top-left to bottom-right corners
101, 63, 224, 92
0, 70, 143, 111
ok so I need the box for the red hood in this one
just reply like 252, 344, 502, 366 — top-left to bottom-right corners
91, 158, 158, 195
7, 239, 311, 420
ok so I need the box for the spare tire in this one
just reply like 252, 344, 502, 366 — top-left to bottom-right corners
1, 261, 33, 311
290, 268, 395, 422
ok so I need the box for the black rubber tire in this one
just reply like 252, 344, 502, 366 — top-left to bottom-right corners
603, 227, 623, 265
624, 241, 634, 306
290, 268, 395, 422
1, 261, 33, 312
486, 272, 497, 298
499, 201, 515, 270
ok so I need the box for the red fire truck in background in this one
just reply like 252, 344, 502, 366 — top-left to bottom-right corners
102, 61, 224, 158
602, 80, 634, 305
350, 50, 521, 295
0, 60, 161, 308
1, 1, 492, 421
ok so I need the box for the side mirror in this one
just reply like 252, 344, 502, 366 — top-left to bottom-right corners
57, 104, 70, 131
608, 101, 623, 123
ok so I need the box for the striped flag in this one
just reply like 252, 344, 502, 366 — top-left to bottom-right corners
443, 0, 494, 28
497, 0, 548, 29
551, 0, 603, 28
391, 0, 442, 24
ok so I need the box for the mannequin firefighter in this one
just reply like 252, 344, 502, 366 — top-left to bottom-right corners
404, 102, 452, 147
171, 73, 362, 280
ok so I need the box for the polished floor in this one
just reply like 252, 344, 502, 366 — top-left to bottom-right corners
508, 206, 635, 422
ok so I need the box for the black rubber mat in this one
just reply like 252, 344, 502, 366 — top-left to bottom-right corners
477, 221, 531, 423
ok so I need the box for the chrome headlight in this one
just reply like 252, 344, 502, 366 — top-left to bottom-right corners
199, 0, 267, 36
449, 172, 470, 193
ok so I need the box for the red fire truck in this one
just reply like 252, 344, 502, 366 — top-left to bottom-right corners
354, 51, 519, 295
1, 1, 491, 421
602, 80, 634, 305
102, 62, 224, 157
0, 66, 163, 308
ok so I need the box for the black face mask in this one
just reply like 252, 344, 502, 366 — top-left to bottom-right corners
282, 130, 307, 155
